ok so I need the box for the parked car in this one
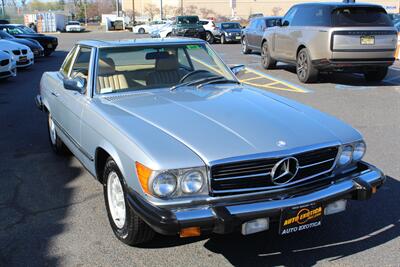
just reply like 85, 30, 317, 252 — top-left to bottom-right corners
65, 21, 85, 32
248, 13, 264, 20
0, 30, 44, 58
0, 50, 16, 79
241, 16, 281, 54
150, 22, 173, 38
133, 20, 170, 34
0, 24, 58, 56
199, 19, 217, 43
36, 38, 385, 245
0, 39, 34, 68
214, 22, 242, 44
170, 16, 206, 40
388, 13, 400, 24
261, 2, 397, 83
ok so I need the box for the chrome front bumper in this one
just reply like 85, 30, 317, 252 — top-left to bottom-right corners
127, 162, 385, 235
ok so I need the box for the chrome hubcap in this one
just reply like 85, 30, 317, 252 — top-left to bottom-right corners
242, 38, 246, 51
107, 172, 126, 229
297, 52, 308, 80
48, 116, 56, 145
262, 44, 268, 65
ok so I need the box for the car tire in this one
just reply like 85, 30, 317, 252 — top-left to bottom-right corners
241, 36, 251, 54
221, 34, 226, 44
261, 41, 276, 69
364, 67, 388, 82
296, 48, 318, 83
138, 28, 145, 34
206, 32, 214, 44
47, 113, 66, 154
103, 158, 155, 246
166, 32, 171, 38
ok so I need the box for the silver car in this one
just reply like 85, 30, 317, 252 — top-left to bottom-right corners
261, 2, 397, 83
36, 38, 385, 245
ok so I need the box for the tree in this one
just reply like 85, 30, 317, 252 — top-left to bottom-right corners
199, 8, 214, 18
184, 5, 197, 15
272, 6, 282, 16
144, 3, 159, 20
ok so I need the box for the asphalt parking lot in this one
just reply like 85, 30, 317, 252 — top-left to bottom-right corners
0, 31, 399, 266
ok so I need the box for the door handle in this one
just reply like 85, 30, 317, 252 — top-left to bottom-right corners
51, 91, 59, 97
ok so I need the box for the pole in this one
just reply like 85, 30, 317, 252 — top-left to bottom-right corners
84, 0, 87, 26
1, 0, 5, 18
180, 0, 183, 16
160, 0, 163, 20
116, 0, 120, 17
132, 0, 135, 24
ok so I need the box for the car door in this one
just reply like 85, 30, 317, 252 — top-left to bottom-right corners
253, 19, 267, 50
275, 7, 298, 59
245, 19, 257, 48
56, 46, 94, 161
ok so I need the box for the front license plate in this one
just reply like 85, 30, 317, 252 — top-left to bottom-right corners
235, 36, 241, 40
279, 203, 323, 235
19, 56, 27, 62
360, 35, 375, 45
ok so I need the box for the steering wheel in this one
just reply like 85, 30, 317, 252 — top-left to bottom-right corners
179, 70, 214, 84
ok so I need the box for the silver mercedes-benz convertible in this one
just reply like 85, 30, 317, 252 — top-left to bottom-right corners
36, 38, 385, 245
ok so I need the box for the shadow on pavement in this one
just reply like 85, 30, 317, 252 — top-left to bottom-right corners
0, 50, 82, 266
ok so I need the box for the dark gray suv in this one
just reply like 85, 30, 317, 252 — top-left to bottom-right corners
261, 2, 397, 83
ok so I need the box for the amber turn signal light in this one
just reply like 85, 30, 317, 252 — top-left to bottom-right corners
179, 227, 201, 238
135, 162, 153, 194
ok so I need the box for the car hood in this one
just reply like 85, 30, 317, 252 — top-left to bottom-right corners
0, 39, 30, 50
6, 38, 39, 49
15, 34, 56, 41
101, 85, 361, 164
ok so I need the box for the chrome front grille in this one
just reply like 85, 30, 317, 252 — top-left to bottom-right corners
210, 146, 339, 196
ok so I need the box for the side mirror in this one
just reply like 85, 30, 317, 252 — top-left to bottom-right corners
63, 77, 86, 93
230, 64, 246, 76
282, 20, 289, 27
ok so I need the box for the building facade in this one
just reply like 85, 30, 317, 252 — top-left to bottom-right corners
122, 0, 400, 20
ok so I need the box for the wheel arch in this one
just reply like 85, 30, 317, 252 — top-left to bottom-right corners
296, 44, 307, 58
95, 143, 126, 184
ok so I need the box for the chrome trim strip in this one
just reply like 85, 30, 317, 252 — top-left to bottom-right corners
299, 158, 335, 169
226, 180, 356, 215
213, 172, 271, 181
53, 118, 94, 161
209, 141, 341, 166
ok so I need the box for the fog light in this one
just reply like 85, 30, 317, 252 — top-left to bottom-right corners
241, 218, 269, 235
324, 199, 347, 215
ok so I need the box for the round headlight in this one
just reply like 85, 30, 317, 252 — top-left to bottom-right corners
339, 146, 353, 165
152, 172, 177, 197
181, 171, 204, 194
353, 142, 366, 161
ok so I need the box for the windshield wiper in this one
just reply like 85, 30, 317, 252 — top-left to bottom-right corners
196, 77, 241, 88
170, 75, 223, 91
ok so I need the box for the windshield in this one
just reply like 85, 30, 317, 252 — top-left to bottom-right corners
95, 43, 236, 94
68, 22, 80, 25
177, 16, 199, 24
332, 7, 393, 27
221, 23, 240, 29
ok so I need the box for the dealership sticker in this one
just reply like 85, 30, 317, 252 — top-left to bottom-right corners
279, 204, 323, 235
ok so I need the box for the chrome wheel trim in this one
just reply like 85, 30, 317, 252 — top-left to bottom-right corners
48, 116, 56, 145
242, 38, 247, 52
206, 32, 211, 42
107, 171, 126, 229
261, 43, 268, 66
297, 52, 308, 80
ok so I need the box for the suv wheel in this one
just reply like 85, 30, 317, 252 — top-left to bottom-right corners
206, 32, 214, 43
241, 37, 251, 54
296, 48, 318, 83
364, 67, 388, 82
47, 113, 66, 154
138, 28, 145, 34
103, 158, 155, 245
221, 34, 226, 44
261, 42, 276, 69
